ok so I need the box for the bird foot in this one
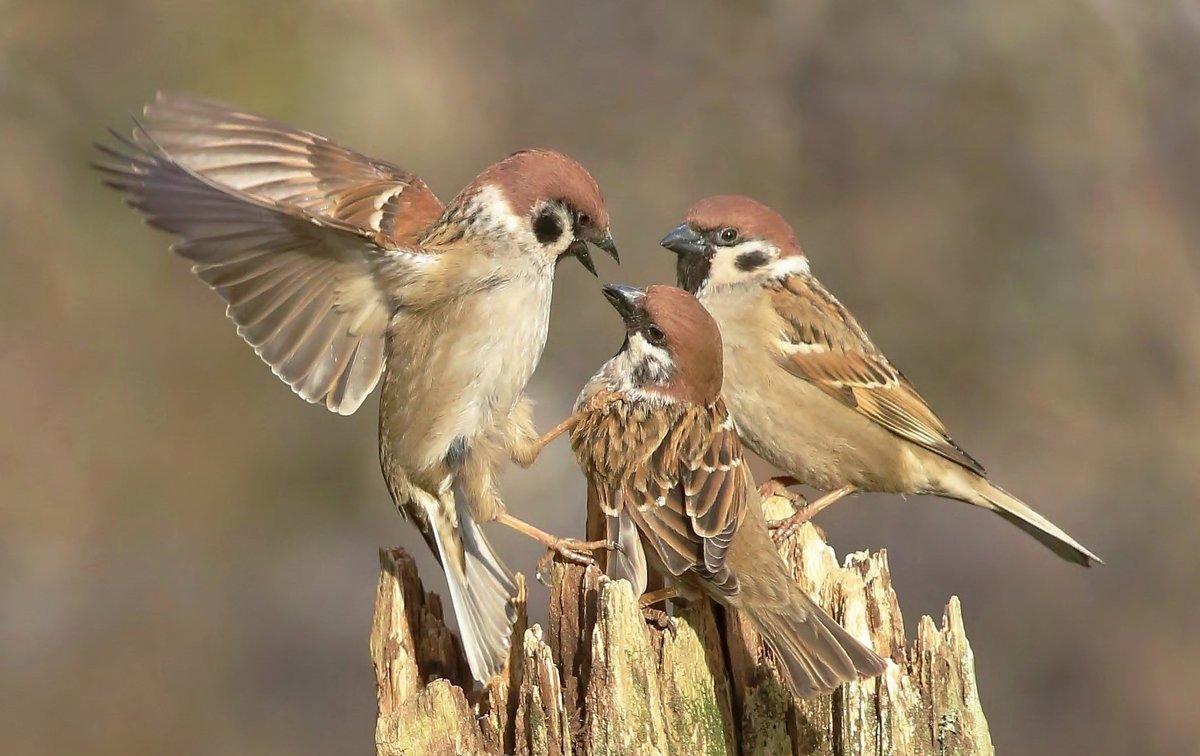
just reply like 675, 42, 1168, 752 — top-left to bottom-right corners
641, 607, 677, 635
770, 518, 827, 545
758, 476, 806, 507
768, 509, 812, 544
534, 538, 617, 586
767, 485, 854, 544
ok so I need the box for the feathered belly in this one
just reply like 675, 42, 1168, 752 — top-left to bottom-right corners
380, 281, 552, 473
722, 350, 909, 491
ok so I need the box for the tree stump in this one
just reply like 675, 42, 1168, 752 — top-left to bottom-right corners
370, 496, 994, 755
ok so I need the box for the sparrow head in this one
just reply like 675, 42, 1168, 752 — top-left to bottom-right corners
459, 148, 618, 275
600, 284, 722, 405
660, 195, 808, 294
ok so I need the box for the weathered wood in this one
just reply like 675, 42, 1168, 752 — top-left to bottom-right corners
370, 497, 994, 755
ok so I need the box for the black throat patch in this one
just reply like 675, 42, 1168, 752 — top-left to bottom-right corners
676, 252, 712, 294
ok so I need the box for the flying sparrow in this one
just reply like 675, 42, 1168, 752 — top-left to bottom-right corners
661, 195, 1099, 566
568, 283, 887, 698
95, 93, 620, 683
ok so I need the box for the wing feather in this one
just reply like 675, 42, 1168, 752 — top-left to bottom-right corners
572, 397, 747, 599
141, 92, 444, 244
769, 275, 985, 474
94, 96, 448, 414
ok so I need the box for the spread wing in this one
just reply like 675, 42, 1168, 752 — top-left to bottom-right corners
94, 93, 446, 415
573, 397, 747, 598
768, 275, 984, 474
139, 92, 445, 244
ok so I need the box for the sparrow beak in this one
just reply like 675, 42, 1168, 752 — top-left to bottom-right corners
659, 224, 707, 257
601, 284, 646, 325
591, 232, 620, 264
566, 239, 599, 276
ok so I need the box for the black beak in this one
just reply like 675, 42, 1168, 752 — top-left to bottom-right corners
566, 239, 598, 276
601, 284, 646, 325
566, 231, 618, 277
660, 224, 707, 256
591, 232, 620, 263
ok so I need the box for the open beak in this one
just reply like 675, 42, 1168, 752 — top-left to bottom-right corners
566, 240, 598, 276
601, 284, 646, 325
592, 232, 620, 263
565, 232, 619, 277
659, 224, 707, 256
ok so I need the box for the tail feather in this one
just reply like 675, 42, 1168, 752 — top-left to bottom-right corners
745, 589, 887, 699
605, 510, 649, 595
427, 493, 518, 684
964, 477, 1102, 567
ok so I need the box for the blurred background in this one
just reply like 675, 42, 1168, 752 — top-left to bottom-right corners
3, 1, 1198, 753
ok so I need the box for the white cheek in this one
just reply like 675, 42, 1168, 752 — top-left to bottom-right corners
768, 254, 810, 277
625, 332, 653, 361
705, 243, 810, 291
589, 333, 674, 394
468, 188, 574, 265
470, 185, 524, 238
627, 334, 672, 379
707, 242, 777, 288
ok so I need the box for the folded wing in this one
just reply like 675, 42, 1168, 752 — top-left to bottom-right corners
769, 275, 985, 474
578, 400, 747, 597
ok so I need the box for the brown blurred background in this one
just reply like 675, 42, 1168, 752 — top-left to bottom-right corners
3, 1, 1198, 753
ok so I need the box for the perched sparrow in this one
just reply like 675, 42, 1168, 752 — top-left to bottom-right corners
95, 93, 619, 682
661, 195, 1099, 565
569, 284, 887, 698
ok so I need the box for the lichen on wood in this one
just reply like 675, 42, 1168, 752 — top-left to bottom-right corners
370, 496, 994, 755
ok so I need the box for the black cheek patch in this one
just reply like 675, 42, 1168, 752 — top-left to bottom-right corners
533, 211, 563, 244
735, 250, 771, 271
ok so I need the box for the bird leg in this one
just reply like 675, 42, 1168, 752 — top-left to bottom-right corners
768, 484, 857, 544
637, 587, 680, 632
638, 587, 679, 609
757, 475, 806, 507
511, 414, 581, 468
494, 512, 616, 582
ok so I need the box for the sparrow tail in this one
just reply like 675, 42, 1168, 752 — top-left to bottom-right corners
426, 491, 519, 684
741, 586, 888, 699
956, 476, 1102, 567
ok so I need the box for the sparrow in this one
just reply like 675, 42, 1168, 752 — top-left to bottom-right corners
660, 195, 1099, 566
94, 93, 620, 683
568, 283, 887, 698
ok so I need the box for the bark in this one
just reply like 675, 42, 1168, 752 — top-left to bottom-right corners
371, 497, 994, 755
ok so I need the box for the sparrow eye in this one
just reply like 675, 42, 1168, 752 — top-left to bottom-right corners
718, 227, 740, 245
576, 211, 592, 227
645, 324, 667, 346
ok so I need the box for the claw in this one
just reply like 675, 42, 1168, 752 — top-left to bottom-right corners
533, 537, 616, 585
758, 476, 806, 506
770, 517, 802, 545
641, 607, 677, 636
767, 484, 856, 544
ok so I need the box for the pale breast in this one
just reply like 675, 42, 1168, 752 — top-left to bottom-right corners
703, 290, 911, 492
380, 274, 553, 474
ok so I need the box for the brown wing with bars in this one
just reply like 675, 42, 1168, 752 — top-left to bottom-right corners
94, 93, 447, 414
769, 275, 985, 474
572, 394, 747, 597
140, 92, 444, 245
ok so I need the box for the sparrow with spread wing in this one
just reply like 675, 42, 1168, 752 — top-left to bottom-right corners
661, 195, 1099, 566
569, 284, 887, 698
95, 93, 620, 682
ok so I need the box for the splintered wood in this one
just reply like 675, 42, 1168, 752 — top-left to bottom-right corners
371, 496, 994, 755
